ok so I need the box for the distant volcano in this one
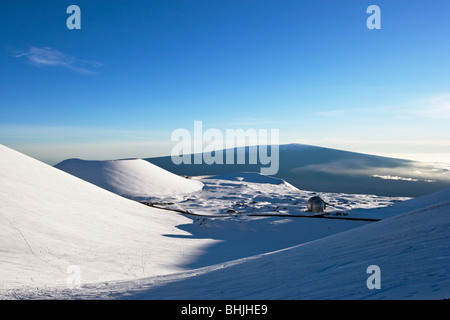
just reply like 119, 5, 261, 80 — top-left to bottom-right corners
145, 144, 450, 197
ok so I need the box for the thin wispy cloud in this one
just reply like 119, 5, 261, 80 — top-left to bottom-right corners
222, 117, 283, 127
316, 109, 347, 117
0, 125, 163, 143
13, 46, 103, 74
411, 94, 450, 119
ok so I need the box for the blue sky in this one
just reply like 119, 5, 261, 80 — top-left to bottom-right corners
1, 0, 450, 164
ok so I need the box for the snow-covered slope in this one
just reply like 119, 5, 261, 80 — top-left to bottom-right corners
0, 145, 368, 294
2, 144, 449, 299
54, 158, 203, 201
377, 187, 450, 218
0, 145, 215, 290
35, 188, 449, 300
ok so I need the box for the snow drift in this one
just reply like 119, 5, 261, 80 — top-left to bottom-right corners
54, 158, 203, 200
0, 144, 215, 290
